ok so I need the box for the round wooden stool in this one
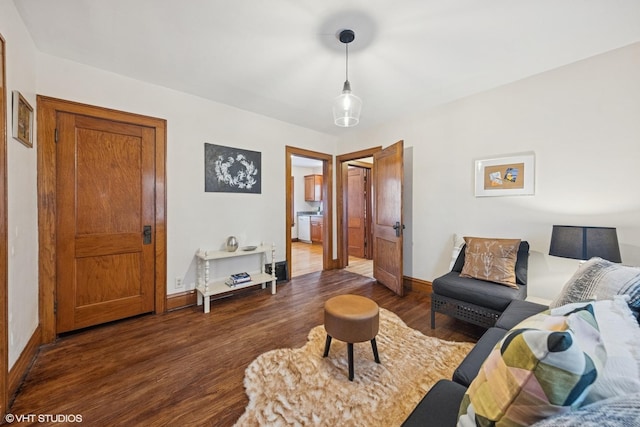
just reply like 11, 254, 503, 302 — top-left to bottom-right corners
322, 294, 381, 381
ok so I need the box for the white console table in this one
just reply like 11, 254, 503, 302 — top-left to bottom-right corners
195, 244, 276, 313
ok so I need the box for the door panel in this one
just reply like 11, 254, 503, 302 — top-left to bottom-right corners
347, 167, 366, 258
56, 112, 155, 333
372, 141, 404, 296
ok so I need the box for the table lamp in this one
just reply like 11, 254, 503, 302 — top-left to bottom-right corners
549, 225, 621, 263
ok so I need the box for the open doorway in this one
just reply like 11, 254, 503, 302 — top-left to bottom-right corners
336, 147, 381, 275
343, 160, 374, 278
285, 146, 332, 278
337, 142, 405, 296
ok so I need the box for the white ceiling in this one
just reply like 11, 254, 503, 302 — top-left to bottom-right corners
14, 0, 640, 135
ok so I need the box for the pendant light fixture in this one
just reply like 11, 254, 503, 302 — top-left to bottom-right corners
333, 29, 362, 127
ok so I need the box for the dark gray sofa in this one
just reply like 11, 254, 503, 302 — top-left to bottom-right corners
403, 299, 548, 427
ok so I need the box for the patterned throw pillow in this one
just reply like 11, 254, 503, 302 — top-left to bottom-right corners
550, 257, 640, 309
457, 304, 606, 427
552, 297, 640, 405
459, 237, 521, 288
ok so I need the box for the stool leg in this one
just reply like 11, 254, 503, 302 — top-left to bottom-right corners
323, 335, 332, 357
371, 338, 380, 364
348, 343, 354, 381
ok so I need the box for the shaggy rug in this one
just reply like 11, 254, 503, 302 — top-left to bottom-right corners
234, 308, 474, 427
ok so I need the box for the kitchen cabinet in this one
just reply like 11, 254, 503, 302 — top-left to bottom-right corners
304, 174, 322, 201
310, 216, 323, 244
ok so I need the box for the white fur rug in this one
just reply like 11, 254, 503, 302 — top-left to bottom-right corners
234, 308, 474, 426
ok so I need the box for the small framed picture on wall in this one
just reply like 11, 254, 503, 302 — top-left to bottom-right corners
12, 90, 34, 148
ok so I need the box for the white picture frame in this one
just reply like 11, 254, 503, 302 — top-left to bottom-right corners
474, 152, 535, 197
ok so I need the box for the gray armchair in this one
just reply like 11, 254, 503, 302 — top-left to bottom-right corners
430, 241, 530, 329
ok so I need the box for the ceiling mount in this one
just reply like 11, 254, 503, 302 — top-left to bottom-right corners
338, 29, 355, 44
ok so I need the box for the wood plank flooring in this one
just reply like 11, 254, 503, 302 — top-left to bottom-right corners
291, 241, 373, 278
10, 270, 484, 426
291, 241, 323, 277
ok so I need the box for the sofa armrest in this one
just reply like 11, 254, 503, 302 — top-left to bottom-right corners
452, 327, 507, 386
401, 379, 467, 427
495, 299, 548, 330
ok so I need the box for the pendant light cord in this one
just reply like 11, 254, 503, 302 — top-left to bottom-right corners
345, 43, 349, 82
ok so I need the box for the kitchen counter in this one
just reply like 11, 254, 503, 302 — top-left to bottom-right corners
296, 212, 323, 243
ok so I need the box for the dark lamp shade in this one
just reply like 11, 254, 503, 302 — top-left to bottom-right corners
549, 225, 621, 263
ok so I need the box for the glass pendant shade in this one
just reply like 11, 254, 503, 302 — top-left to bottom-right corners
333, 80, 362, 127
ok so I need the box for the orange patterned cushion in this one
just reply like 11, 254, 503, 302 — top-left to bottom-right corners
460, 237, 521, 288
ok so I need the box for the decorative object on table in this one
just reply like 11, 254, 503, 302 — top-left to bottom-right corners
12, 90, 34, 148
474, 152, 535, 197
549, 225, 621, 263
226, 236, 239, 252
205, 143, 261, 193
241, 246, 257, 251
234, 308, 473, 427
332, 29, 362, 128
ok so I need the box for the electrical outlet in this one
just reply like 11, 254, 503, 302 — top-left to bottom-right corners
175, 277, 183, 288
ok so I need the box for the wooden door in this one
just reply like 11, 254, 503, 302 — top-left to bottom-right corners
372, 141, 404, 296
347, 167, 366, 258
56, 112, 156, 333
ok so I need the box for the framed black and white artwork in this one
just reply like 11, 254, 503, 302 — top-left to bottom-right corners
205, 143, 262, 194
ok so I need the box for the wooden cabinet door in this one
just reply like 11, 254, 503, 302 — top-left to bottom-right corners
310, 217, 323, 243
304, 175, 322, 201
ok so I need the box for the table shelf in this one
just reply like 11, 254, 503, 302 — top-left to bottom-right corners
194, 244, 276, 313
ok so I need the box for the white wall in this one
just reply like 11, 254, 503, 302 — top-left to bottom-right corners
36, 52, 337, 294
1, 2, 39, 370
338, 42, 640, 300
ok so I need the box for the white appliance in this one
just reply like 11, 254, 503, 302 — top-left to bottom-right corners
298, 215, 311, 243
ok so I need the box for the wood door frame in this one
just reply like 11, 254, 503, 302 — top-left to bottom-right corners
37, 96, 167, 343
0, 33, 8, 418
285, 146, 333, 274
336, 147, 382, 269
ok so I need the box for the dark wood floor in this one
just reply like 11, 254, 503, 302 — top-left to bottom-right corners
10, 270, 484, 426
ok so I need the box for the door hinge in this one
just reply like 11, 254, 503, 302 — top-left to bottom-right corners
54, 300, 57, 314
54, 128, 58, 143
